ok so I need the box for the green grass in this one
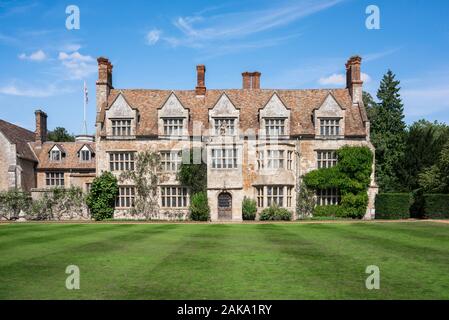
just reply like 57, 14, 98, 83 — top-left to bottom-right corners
1, 221, 449, 300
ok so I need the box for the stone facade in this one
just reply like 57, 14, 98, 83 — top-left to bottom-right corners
95, 55, 378, 221
0, 120, 37, 192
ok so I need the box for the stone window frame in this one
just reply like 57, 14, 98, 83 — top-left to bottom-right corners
160, 150, 182, 172
160, 186, 189, 208
317, 150, 338, 169
162, 118, 185, 136
319, 118, 341, 137
256, 146, 295, 171
111, 118, 132, 136
316, 188, 340, 206
211, 147, 238, 170
45, 172, 64, 187
115, 186, 135, 208
264, 118, 286, 137
109, 151, 136, 172
213, 117, 237, 136
255, 185, 294, 208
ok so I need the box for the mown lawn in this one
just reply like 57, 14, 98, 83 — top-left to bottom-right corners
0, 221, 448, 300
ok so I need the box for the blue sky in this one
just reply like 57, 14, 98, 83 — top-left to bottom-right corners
0, 0, 448, 134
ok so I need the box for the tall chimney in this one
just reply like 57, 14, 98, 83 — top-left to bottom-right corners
346, 55, 363, 104
242, 72, 251, 89
252, 72, 261, 89
35, 110, 47, 145
96, 57, 113, 109
242, 72, 261, 90
196, 65, 206, 96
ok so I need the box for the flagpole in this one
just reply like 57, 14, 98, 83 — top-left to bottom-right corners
83, 81, 87, 135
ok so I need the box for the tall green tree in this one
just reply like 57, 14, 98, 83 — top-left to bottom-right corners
363, 91, 378, 122
419, 141, 449, 193
398, 120, 449, 191
370, 70, 407, 192
47, 127, 75, 142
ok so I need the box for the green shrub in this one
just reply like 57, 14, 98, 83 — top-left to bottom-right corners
423, 194, 449, 219
86, 172, 119, 221
190, 192, 210, 221
303, 146, 374, 220
375, 193, 411, 220
0, 189, 31, 220
313, 205, 343, 217
259, 205, 292, 221
242, 197, 257, 220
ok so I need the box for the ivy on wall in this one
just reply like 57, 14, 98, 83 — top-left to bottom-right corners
303, 146, 373, 219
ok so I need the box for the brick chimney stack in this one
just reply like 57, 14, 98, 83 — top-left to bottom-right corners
96, 57, 113, 120
35, 110, 47, 145
195, 65, 206, 96
242, 72, 261, 89
346, 55, 363, 104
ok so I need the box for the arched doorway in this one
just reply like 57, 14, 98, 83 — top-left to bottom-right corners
218, 192, 232, 220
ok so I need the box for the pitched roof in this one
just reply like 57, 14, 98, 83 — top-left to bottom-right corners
0, 119, 37, 162
30, 141, 96, 170
100, 88, 367, 137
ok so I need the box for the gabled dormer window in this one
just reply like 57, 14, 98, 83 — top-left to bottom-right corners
214, 118, 235, 136
163, 118, 184, 136
265, 118, 285, 136
79, 145, 92, 162
111, 119, 132, 136
49, 145, 63, 162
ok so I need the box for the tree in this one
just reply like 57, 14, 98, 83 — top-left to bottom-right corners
177, 148, 207, 195
119, 150, 167, 220
370, 70, 407, 192
397, 120, 449, 191
47, 127, 75, 142
419, 141, 449, 193
86, 172, 118, 221
363, 91, 378, 123
190, 192, 210, 221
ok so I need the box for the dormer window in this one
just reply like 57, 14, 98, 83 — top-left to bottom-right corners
111, 119, 132, 136
320, 118, 340, 136
214, 118, 235, 136
79, 146, 92, 162
49, 145, 63, 162
163, 118, 184, 136
265, 118, 285, 136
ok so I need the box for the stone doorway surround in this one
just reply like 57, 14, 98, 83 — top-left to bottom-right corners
217, 192, 232, 221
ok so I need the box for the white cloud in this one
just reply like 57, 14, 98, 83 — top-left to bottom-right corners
18, 50, 47, 61
146, 29, 161, 45
318, 72, 371, 86
0, 83, 72, 98
58, 51, 96, 80
152, 0, 342, 50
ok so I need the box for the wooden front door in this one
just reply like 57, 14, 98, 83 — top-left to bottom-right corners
218, 192, 232, 220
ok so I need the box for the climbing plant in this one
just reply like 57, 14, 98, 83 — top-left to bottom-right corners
86, 171, 119, 221
119, 149, 167, 220
303, 146, 373, 219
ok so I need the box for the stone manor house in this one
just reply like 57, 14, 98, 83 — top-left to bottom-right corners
0, 55, 377, 220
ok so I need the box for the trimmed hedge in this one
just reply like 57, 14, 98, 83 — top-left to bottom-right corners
260, 205, 292, 221
375, 193, 411, 220
423, 194, 449, 219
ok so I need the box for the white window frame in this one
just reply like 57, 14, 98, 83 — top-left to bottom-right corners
160, 186, 189, 208
265, 118, 285, 136
116, 186, 135, 208
211, 148, 238, 169
316, 188, 340, 206
256, 185, 293, 208
214, 118, 236, 136
317, 150, 337, 169
111, 119, 132, 136
267, 150, 285, 169
50, 149, 62, 162
109, 152, 135, 171
45, 172, 64, 187
163, 118, 184, 136
319, 118, 340, 137
161, 151, 182, 172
